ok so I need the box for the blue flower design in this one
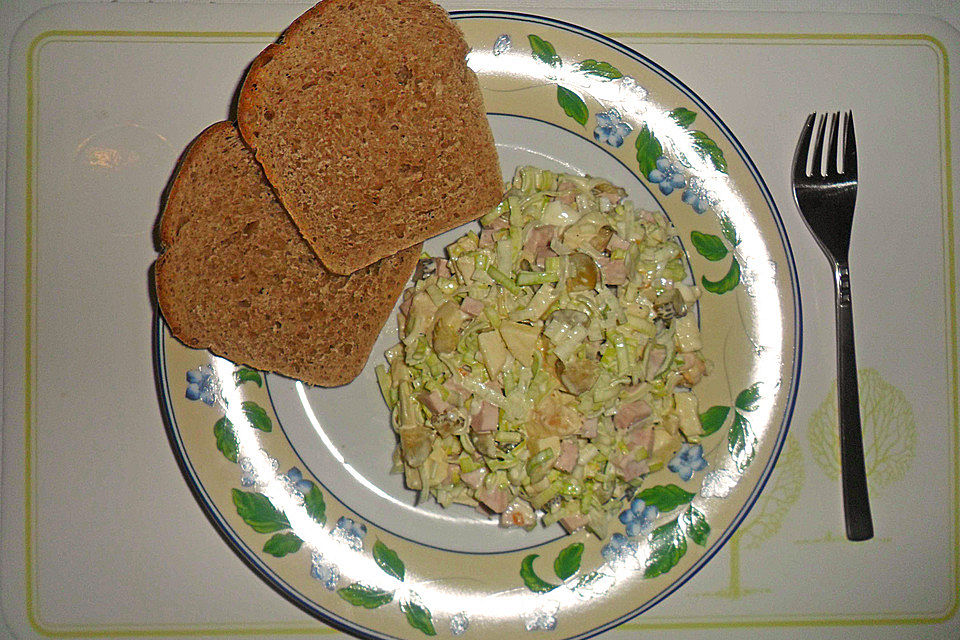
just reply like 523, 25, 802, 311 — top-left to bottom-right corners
593, 108, 633, 148
311, 550, 340, 590
450, 612, 470, 636
493, 34, 511, 56
668, 443, 709, 481
647, 157, 687, 195
282, 467, 313, 497
185, 365, 218, 405
524, 601, 558, 631
331, 516, 367, 552
239, 455, 279, 488
681, 176, 716, 214
239, 457, 257, 487
600, 532, 638, 566
618, 497, 660, 538
616, 76, 647, 102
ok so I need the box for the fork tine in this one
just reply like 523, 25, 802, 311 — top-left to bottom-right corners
793, 113, 816, 181
810, 113, 826, 177
825, 112, 840, 176
844, 111, 857, 178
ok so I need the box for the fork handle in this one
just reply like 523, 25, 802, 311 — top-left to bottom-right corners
834, 262, 874, 541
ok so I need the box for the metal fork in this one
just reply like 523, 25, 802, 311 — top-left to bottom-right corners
792, 111, 873, 541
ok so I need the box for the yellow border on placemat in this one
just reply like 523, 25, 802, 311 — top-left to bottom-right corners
21, 28, 957, 637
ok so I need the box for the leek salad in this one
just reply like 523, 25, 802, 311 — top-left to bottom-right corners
377, 166, 708, 538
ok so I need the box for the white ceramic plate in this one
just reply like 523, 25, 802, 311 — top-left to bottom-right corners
157, 11, 800, 639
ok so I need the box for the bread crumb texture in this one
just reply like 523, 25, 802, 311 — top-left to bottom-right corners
237, 0, 502, 274
156, 122, 418, 386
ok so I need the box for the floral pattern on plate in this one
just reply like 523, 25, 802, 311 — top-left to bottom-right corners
158, 12, 799, 640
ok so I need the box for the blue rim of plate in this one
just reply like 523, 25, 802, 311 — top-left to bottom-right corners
155, 10, 802, 639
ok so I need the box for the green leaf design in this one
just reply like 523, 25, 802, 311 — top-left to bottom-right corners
682, 506, 711, 546
528, 34, 560, 67
637, 484, 696, 512
556, 86, 589, 126
232, 489, 290, 533
644, 518, 688, 578
241, 401, 272, 432
577, 59, 623, 79
553, 543, 584, 581
263, 531, 302, 557
337, 584, 395, 609
635, 125, 663, 177
304, 484, 326, 525
235, 368, 262, 387
690, 231, 728, 262
670, 107, 697, 127
401, 599, 437, 636
691, 130, 728, 172
520, 554, 558, 593
373, 540, 405, 582
735, 382, 762, 412
699, 405, 730, 436
718, 213, 740, 246
728, 412, 757, 471
701, 256, 741, 294
213, 417, 239, 462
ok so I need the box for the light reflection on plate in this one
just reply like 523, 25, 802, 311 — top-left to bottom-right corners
157, 12, 800, 640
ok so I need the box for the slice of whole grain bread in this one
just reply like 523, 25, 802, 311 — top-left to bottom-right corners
155, 121, 418, 387
236, 0, 502, 275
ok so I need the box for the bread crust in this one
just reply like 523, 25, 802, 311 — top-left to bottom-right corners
155, 121, 418, 386
236, 0, 502, 275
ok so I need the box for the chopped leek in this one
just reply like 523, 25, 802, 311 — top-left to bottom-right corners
381, 165, 708, 538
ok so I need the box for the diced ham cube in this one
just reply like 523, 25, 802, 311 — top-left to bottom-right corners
613, 400, 652, 430
559, 512, 590, 533
443, 378, 469, 403
646, 346, 667, 380
596, 256, 627, 285
471, 401, 499, 433
460, 296, 485, 316
580, 417, 598, 438
523, 225, 558, 261
613, 454, 649, 482
460, 467, 487, 490
487, 217, 509, 231
445, 463, 460, 484
680, 352, 707, 386
479, 228, 496, 247
554, 440, 580, 473
418, 390, 452, 415
627, 426, 655, 453
608, 235, 632, 251
596, 189, 623, 205
477, 485, 512, 513
535, 246, 559, 269
556, 186, 577, 205
436, 259, 452, 278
